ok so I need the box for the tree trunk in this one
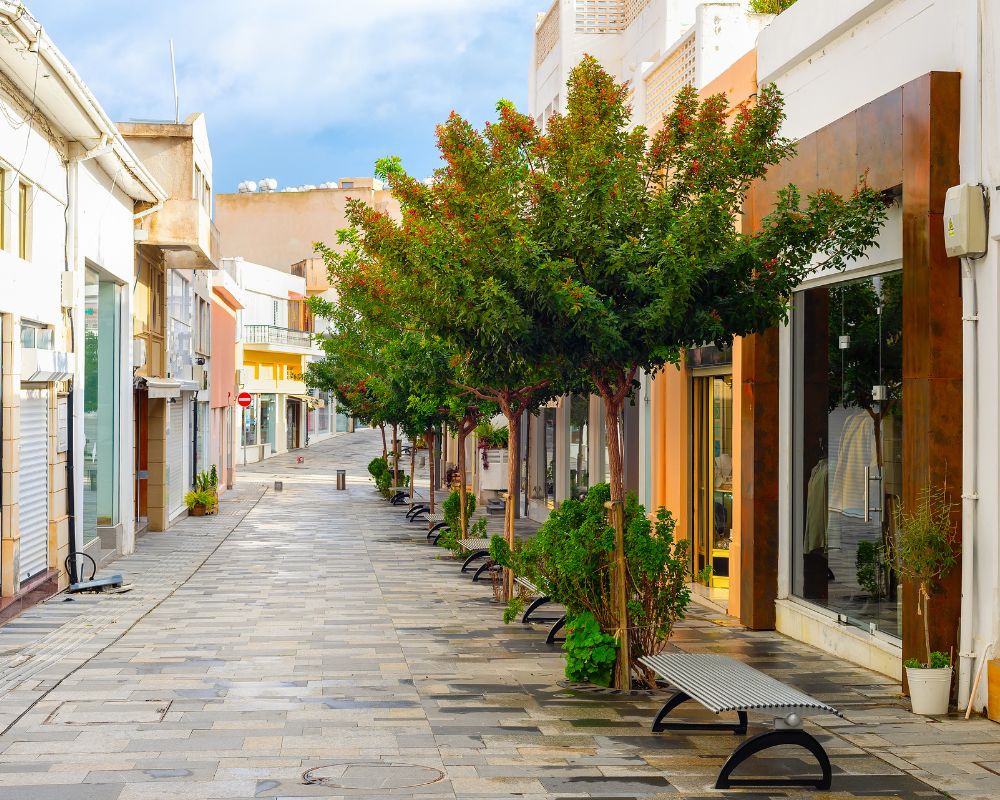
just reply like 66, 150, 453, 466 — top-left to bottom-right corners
502, 410, 521, 601
458, 424, 469, 537
379, 423, 387, 460
601, 391, 631, 691
392, 423, 399, 491
409, 443, 416, 512
427, 429, 436, 515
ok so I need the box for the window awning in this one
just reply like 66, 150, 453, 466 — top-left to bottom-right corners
141, 377, 182, 399
290, 394, 323, 408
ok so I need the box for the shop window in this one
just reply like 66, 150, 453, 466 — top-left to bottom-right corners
691, 375, 733, 588
18, 181, 30, 260
242, 395, 259, 446
83, 268, 122, 540
542, 407, 557, 508
569, 395, 590, 500
792, 271, 903, 639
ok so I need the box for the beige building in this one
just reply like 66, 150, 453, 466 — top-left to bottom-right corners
119, 113, 220, 534
215, 179, 399, 273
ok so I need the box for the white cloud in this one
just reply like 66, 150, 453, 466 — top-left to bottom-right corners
27, 0, 539, 135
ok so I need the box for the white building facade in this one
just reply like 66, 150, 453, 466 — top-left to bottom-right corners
0, 3, 165, 611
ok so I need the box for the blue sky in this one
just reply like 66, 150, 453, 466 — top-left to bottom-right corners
28, 0, 541, 193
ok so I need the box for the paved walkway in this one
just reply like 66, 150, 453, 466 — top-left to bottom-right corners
0, 430, 997, 799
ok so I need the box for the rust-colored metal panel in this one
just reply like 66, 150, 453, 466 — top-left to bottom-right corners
857, 89, 903, 190
815, 114, 859, 198
899, 71, 963, 677
739, 329, 780, 631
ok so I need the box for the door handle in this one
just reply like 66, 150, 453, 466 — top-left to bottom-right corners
863, 466, 883, 523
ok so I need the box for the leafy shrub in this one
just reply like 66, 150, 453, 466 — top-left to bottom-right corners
906, 651, 949, 670
475, 420, 509, 448
443, 490, 476, 532
855, 540, 885, 600
493, 483, 690, 686
503, 596, 525, 624
367, 456, 392, 496
890, 484, 957, 667
184, 489, 217, 512
749, 0, 796, 13
564, 611, 618, 686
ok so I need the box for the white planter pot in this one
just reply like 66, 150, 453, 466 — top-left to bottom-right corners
906, 666, 952, 715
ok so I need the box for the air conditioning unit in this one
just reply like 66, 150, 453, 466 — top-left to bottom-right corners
237, 367, 251, 387
132, 338, 147, 369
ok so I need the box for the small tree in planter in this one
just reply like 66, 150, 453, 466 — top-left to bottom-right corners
889, 483, 958, 714
491, 483, 690, 688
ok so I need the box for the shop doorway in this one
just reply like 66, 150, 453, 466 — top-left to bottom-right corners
691, 374, 734, 593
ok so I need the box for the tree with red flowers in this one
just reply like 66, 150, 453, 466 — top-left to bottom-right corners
324, 57, 886, 688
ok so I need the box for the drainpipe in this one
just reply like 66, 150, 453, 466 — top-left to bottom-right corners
957, 0, 989, 710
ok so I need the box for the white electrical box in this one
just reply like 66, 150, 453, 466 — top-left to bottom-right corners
60, 272, 76, 308
944, 184, 987, 258
132, 338, 147, 369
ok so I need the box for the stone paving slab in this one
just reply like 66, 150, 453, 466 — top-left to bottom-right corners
0, 430, 995, 798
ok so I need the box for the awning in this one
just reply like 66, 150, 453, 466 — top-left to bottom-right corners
290, 394, 323, 408
140, 377, 182, 399
179, 380, 200, 393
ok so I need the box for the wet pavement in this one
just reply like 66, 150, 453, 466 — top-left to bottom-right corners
0, 429, 996, 799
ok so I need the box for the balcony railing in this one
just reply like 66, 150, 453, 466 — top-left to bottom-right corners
244, 325, 314, 349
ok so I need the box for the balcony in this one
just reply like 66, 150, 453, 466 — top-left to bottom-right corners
139, 198, 221, 270
243, 325, 318, 354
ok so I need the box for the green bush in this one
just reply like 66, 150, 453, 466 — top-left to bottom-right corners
749, 0, 796, 13
855, 540, 885, 600
492, 483, 690, 687
564, 611, 618, 686
443, 490, 476, 532
367, 456, 392, 497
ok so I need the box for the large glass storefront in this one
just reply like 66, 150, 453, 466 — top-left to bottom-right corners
242, 394, 259, 448
83, 268, 121, 543
691, 374, 734, 587
792, 271, 903, 639
569, 395, 589, 500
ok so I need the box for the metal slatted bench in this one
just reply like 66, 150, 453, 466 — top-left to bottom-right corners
639, 653, 841, 790
425, 513, 448, 543
513, 576, 565, 643
456, 538, 492, 580
389, 485, 411, 505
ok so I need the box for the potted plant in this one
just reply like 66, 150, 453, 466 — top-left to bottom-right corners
890, 483, 957, 715
185, 488, 217, 516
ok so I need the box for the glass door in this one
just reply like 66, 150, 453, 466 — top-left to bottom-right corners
691, 375, 734, 588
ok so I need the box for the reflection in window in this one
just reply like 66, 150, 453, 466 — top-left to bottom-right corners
569, 395, 589, 500
242, 395, 259, 446
793, 271, 903, 638
83, 269, 121, 541
542, 407, 557, 508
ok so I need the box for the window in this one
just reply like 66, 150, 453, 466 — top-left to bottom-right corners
0, 169, 6, 249
18, 181, 30, 259
20, 323, 53, 349
340, 181, 354, 189
792, 271, 903, 638
194, 298, 211, 355
569, 395, 589, 500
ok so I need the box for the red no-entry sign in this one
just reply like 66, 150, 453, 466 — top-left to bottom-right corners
237, 391, 253, 408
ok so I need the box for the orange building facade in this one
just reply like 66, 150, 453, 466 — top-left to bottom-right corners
649, 50, 758, 620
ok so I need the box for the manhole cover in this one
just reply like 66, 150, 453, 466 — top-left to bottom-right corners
303, 762, 445, 789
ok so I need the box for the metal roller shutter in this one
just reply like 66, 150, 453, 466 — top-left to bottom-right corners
19, 388, 49, 581
168, 399, 186, 518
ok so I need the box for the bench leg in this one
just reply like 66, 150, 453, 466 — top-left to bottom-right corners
715, 729, 832, 790
521, 595, 551, 623
426, 522, 447, 541
545, 615, 567, 644
472, 560, 495, 582
461, 551, 488, 573
406, 504, 427, 521
651, 691, 748, 734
